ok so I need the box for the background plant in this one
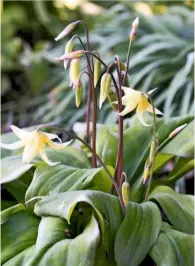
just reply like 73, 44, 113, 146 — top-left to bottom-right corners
1, 1, 194, 131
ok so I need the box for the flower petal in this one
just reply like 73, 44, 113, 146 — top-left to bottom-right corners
42, 132, 62, 143
136, 108, 151, 127
146, 103, 163, 115
119, 106, 133, 116
148, 88, 157, 95
121, 87, 139, 96
40, 149, 59, 166
0, 140, 25, 150
10, 125, 31, 139
46, 139, 72, 150
22, 134, 41, 164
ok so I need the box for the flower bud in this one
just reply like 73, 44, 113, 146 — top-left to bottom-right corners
122, 181, 130, 207
129, 17, 139, 41
119, 62, 127, 71
93, 58, 101, 87
55, 21, 80, 41
69, 58, 80, 89
169, 124, 187, 138
132, 17, 139, 30
149, 138, 158, 165
64, 39, 73, 69
99, 73, 112, 109
142, 164, 151, 185
75, 81, 83, 107
56, 50, 84, 61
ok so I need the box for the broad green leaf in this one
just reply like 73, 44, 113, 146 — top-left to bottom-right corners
1, 203, 25, 224
25, 163, 113, 210
1, 206, 40, 264
96, 116, 193, 183
4, 169, 34, 203
115, 201, 161, 266
152, 157, 194, 187
46, 146, 91, 168
149, 222, 194, 266
1, 200, 18, 211
33, 190, 123, 265
160, 120, 194, 158
18, 215, 100, 266
0, 156, 33, 184
148, 186, 194, 234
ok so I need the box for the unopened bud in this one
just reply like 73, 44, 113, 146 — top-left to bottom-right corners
169, 124, 187, 138
56, 50, 84, 61
149, 138, 158, 165
93, 58, 101, 87
130, 17, 139, 41
119, 62, 127, 71
122, 181, 130, 207
132, 17, 139, 29
63, 39, 73, 69
142, 164, 151, 185
55, 21, 80, 41
99, 73, 112, 109
75, 81, 83, 107
69, 59, 80, 88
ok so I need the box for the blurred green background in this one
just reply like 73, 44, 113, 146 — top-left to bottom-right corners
1, 0, 194, 133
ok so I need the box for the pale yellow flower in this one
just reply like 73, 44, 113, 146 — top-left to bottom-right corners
115, 87, 163, 126
0, 125, 72, 166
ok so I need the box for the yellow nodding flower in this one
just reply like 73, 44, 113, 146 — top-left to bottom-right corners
0, 125, 72, 166
99, 73, 112, 109
69, 58, 80, 89
114, 87, 163, 126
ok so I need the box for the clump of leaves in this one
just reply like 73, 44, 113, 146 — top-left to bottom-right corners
1, 17, 194, 266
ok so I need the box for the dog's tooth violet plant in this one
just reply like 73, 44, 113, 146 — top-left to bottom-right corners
1, 18, 194, 266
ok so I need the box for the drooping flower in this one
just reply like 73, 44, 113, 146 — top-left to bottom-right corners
69, 58, 80, 88
99, 73, 112, 109
55, 50, 84, 61
0, 125, 72, 166
115, 87, 163, 126
63, 39, 73, 69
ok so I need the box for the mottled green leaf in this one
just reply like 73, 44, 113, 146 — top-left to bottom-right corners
25, 163, 113, 210
33, 190, 123, 265
115, 201, 161, 266
1, 206, 40, 264
149, 186, 194, 234
0, 156, 33, 184
149, 223, 194, 266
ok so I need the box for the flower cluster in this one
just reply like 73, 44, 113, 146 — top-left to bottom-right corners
0, 18, 163, 172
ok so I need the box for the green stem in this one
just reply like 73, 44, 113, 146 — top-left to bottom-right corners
144, 97, 157, 201
123, 40, 132, 85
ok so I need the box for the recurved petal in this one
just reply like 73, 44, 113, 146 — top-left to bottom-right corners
22, 139, 40, 164
0, 140, 25, 150
42, 132, 62, 143
122, 87, 140, 96
46, 139, 72, 150
10, 125, 31, 139
40, 149, 60, 166
136, 103, 151, 127
148, 88, 157, 95
119, 106, 133, 116
146, 103, 163, 115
